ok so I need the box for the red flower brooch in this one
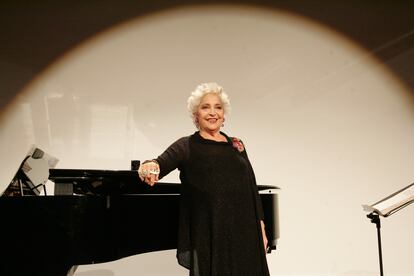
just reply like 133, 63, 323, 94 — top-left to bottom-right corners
232, 137, 245, 153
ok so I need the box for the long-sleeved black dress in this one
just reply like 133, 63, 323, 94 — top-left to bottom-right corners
155, 131, 270, 276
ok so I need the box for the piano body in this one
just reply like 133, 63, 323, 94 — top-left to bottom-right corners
0, 168, 280, 276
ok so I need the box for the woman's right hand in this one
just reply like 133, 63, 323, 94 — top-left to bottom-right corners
138, 161, 160, 186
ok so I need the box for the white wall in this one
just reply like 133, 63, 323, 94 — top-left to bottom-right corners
1, 5, 413, 276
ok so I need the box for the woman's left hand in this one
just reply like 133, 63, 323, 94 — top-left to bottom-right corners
260, 220, 268, 254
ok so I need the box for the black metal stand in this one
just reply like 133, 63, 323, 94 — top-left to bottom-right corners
367, 213, 384, 276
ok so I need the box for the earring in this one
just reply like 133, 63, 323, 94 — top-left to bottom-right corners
222, 118, 225, 127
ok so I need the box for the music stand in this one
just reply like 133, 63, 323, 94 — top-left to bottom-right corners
3, 145, 59, 196
362, 183, 414, 276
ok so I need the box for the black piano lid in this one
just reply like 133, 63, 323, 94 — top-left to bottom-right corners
49, 168, 174, 195
49, 168, 279, 195
49, 168, 138, 178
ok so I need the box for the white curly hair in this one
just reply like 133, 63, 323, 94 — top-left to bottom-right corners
187, 82, 231, 126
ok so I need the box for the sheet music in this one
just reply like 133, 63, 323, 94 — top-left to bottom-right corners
2, 145, 59, 196
363, 183, 414, 217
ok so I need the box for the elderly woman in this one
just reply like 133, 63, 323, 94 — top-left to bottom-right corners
138, 82, 270, 276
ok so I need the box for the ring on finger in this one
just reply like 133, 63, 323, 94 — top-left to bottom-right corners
140, 169, 148, 177
149, 169, 160, 175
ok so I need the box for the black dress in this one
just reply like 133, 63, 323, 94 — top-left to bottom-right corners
156, 131, 270, 276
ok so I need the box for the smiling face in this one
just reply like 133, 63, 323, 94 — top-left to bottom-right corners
195, 93, 225, 134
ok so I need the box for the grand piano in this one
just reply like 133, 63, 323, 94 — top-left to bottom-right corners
0, 161, 280, 276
